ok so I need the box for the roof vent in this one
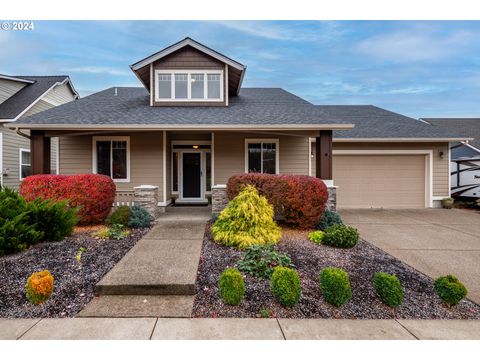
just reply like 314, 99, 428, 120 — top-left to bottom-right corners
114, 87, 118, 96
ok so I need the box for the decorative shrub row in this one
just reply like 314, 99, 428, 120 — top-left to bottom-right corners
20, 174, 116, 225
227, 173, 329, 229
212, 185, 281, 249
0, 188, 78, 256
108, 205, 153, 228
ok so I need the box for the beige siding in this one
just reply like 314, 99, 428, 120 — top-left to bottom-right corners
311, 142, 450, 197
0, 79, 25, 105
214, 131, 312, 185
43, 83, 75, 104
0, 127, 30, 188
59, 132, 165, 202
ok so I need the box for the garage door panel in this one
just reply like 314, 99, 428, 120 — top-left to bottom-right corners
333, 155, 426, 209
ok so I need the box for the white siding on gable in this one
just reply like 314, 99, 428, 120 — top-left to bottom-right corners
23, 99, 54, 118
0, 79, 26, 105
42, 83, 76, 105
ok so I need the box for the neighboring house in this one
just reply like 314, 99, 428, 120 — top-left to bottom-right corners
423, 118, 480, 199
0, 74, 79, 188
6, 38, 470, 210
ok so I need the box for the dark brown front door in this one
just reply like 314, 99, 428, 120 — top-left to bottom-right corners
182, 152, 201, 198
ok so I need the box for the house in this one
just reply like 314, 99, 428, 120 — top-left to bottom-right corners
6, 38, 471, 211
0, 74, 79, 188
423, 118, 480, 199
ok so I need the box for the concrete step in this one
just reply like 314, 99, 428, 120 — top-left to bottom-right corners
78, 295, 194, 318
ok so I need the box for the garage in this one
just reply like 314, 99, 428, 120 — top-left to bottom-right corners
333, 154, 427, 208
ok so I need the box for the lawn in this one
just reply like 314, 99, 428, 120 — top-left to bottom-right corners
193, 224, 480, 319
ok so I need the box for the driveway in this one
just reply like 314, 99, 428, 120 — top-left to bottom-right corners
339, 208, 480, 304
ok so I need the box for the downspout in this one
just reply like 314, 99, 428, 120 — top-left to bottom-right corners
16, 128, 31, 139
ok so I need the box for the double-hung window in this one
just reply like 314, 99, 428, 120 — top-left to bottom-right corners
155, 70, 223, 101
93, 137, 130, 182
245, 139, 279, 174
19, 148, 31, 180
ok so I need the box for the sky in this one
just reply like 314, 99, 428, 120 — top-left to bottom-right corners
1, 20, 479, 118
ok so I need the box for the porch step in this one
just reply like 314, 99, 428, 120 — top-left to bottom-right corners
78, 295, 194, 318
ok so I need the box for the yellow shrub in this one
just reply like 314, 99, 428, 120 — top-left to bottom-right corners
211, 185, 281, 249
25, 270, 54, 305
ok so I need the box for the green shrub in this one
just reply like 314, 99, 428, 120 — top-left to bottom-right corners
108, 205, 131, 226
237, 244, 294, 279
308, 230, 324, 244
128, 206, 153, 228
271, 266, 301, 308
0, 213, 43, 256
218, 268, 245, 305
211, 185, 281, 249
323, 224, 359, 248
434, 275, 468, 306
317, 210, 343, 231
372, 272, 403, 308
93, 224, 129, 240
319, 267, 352, 306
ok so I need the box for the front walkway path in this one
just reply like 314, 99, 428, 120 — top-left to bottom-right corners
79, 206, 210, 317
2, 318, 480, 340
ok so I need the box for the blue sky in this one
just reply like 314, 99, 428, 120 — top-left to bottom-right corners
1, 20, 479, 118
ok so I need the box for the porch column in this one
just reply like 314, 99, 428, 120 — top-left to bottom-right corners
315, 130, 332, 181
30, 130, 51, 175
315, 130, 336, 211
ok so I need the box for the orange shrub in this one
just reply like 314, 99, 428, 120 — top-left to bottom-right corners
25, 270, 54, 305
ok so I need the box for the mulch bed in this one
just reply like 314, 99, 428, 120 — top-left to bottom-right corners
0, 227, 149, 318
193, 224, 480, 319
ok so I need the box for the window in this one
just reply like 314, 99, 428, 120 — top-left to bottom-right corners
19, 149, 31, 180
155, 70, 223, 101
93, 137, 130, 182
245, 139, 279, 174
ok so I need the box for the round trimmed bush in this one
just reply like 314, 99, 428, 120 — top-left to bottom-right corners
25, 270, 54, 305
372, 272, 403, 308
271, 266, 301, 308
108, 205, 131, 226
218, 268, 245, 305
308, 230, 325, 244
317, 210, 343, 231
323, 224, 359, 248
319, 267, 352, 306
128, 206, 153, 228
434, 275, 467, 306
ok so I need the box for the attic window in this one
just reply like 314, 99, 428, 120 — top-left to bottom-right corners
155, 70, 223, 102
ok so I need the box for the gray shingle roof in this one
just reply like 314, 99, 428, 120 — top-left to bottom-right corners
14, 87, 354, 127
423, 118, 480, 149
0, 75, 70, 120
318, 105, 466, 139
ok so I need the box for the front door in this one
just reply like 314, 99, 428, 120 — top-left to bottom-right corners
182, 152, 202, 199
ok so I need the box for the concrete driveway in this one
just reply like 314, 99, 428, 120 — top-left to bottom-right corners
339, 208, 480, 304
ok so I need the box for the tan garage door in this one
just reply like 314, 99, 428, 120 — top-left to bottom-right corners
333, 155, 426, 208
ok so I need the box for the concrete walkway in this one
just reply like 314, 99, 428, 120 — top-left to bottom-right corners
340, 209, 480, 304
80, 206, 210, 317
2, 318, 480, 340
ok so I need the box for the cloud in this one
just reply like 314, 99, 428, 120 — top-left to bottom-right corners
355, 28, 475, 62
61, 66, 130, 76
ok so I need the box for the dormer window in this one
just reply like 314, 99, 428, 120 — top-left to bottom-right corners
155, 70, 223, 102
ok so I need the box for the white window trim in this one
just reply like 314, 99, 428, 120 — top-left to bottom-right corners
244, 138, 280, 175
19, 148, 31, 180
155, 69, 224, 102
92, 136, 131, 183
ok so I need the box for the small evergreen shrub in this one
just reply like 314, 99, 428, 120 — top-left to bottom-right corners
127, 206, 153, 228
0, 213, 43, 256
93, 224, 129, 240
237, 244, 294, 279
317, 210, 343, 231
319, 267, 352, 306
372, 272, 403, 308
323, 224, 359, 248
218, 268, 245, 305
271, 266, 301, 308
308, 230, 325, 244
108, 205, 131, 226
25, 270, 54, 304
434, 275, 468, 306
211, 185, 281, 249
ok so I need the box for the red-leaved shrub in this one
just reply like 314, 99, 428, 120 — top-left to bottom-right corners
227, 173, 328, 229
20, 174, 116, 225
